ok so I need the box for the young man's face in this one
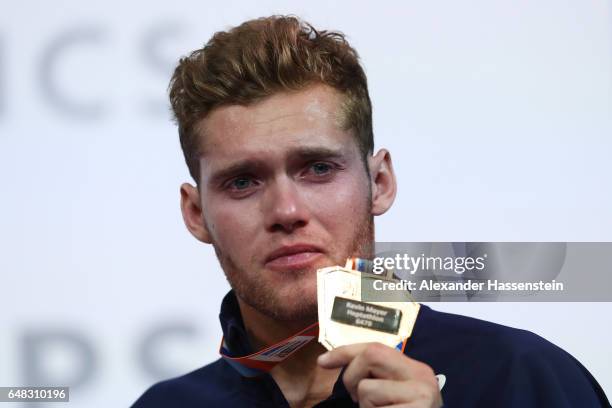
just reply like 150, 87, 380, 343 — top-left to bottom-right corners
181, 84, 396, 322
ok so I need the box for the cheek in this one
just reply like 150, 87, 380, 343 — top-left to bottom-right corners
307, 173, 370, 226
205, 200, 260, 252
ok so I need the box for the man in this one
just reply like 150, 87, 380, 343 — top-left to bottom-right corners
133, 15, 609, 407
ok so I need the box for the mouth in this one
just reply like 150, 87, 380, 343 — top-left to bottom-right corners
264, 244, 324, 271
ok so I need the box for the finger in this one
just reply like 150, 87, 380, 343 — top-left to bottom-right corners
356, 379, 403, 407
340, 344, 434, 398
377, 405, 411, 408
317, 343, 371, 368
378, 405, 421, 408
379, 401, 443, 408
317, 342, 412, 371
357, 379, 441, 408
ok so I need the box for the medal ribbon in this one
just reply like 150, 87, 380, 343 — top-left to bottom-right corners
219, 322, 319, 377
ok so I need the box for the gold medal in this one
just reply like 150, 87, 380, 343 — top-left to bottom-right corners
317, 259, 420, 351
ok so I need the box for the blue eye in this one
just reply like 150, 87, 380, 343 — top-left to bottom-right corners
311, 162, 332, 175
231, 177, 252, 190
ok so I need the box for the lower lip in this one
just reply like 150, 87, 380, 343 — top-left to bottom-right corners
266, 252, 323, 271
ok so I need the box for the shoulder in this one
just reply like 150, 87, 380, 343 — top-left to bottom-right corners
413, 304, 580, 370
414, 304, 552, 352
131, 358, 241, 407
412, 306, 610, 407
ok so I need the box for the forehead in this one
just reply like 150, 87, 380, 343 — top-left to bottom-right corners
196, 84, 351, 158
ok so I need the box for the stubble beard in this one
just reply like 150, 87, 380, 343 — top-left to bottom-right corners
212, 213, 375, 325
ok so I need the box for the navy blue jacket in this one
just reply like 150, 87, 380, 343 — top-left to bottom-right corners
133, 292, 610, 407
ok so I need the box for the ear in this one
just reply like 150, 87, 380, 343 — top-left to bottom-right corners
180, 183, 212, 244
368, 149, 397, 216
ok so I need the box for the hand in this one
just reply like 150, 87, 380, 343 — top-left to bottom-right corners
317, 342, 442, 408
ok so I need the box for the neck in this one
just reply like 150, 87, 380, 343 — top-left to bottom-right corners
237, 298, 341, 407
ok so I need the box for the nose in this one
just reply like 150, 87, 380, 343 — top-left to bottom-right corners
263, 176, 310, 233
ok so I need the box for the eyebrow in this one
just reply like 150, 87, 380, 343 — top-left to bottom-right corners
207, 146, 346, 186
291, 146, 345, 162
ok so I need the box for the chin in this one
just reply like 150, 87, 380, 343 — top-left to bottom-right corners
231, 270, 319, 323
274, 298, 318, 323
273, 281, 318, 322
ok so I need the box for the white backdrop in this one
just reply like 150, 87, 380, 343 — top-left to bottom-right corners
0, 1, 610, 406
